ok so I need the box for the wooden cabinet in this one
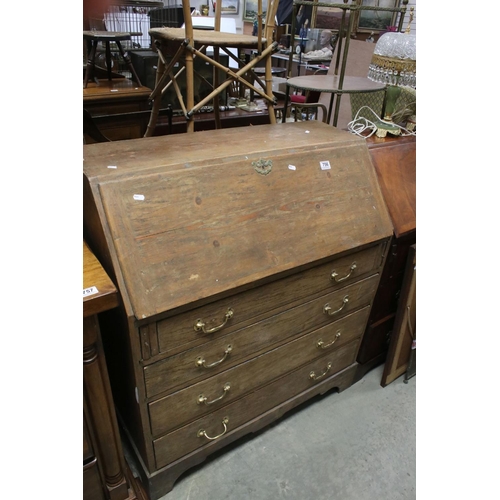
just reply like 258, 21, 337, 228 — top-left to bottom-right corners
356, 134, 416, 376
83, 241, 145, 500
83, 121, 394, 499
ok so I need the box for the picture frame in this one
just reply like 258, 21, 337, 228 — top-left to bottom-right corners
221, 0, 239, 16
243, 0, 268, 22
313, 4, 350, 34
354, 0, 401, 33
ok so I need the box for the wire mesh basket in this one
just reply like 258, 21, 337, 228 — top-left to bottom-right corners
86, 0, 164, 50
148, 4, 187, 30
84, 2, 188, 80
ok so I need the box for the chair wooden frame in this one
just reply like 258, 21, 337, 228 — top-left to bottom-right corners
290, 102, 328, 123
144, 0, 280, 135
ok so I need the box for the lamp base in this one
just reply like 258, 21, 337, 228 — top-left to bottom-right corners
383, 85, 402, 121
373, 119, 401, 138
379, 86, 416, 135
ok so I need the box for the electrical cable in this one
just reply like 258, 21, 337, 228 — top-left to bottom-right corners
347, 105, 416, 139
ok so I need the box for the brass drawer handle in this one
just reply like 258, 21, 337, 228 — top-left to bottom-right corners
309, 362, 333, 381
317, 331, 341, 349
197, 383, 231, 405
323, 295, 349, 316
194, 308, 234, 334
197, 417, 229, 440
196, 345, 232, 368
331, 263, 356, 283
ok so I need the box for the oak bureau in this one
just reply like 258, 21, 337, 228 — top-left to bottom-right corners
83, 121, 393, 498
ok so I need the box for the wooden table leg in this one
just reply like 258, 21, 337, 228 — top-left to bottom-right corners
116, 40, 142, 86
84, 40, 97, 88
327, 93, 335, 125
282, 86, 290, 123
144, 53, 166, 137
332, 93, 343, 127
105, 41, 113, 81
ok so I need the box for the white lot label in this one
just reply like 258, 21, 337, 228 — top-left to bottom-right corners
83, 286, 99, 297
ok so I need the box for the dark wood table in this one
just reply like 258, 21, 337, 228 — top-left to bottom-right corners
83, 78, 152, 142
284, 74, 386, 126
83, 240, 146, 500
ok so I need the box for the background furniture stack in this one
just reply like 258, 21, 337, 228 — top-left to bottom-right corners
284, 0, 411, 127
82, 1, 164, 142
145, 0, 281, 134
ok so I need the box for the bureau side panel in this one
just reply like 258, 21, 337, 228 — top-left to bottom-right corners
83, 175, 113, 279
99, 308, 157, 471
85, 173, 158, 470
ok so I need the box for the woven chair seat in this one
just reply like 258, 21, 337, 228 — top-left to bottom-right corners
149, 27, 267, 48
83, 30, 133, 41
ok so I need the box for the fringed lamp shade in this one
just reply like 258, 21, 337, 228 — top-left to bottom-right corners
367, 31, 416, 88
368, 4, 416, 91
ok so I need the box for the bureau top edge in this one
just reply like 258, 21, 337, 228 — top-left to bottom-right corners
82, 121, 364, 179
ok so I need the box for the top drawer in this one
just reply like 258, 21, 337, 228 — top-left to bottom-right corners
141, 243, 384, 359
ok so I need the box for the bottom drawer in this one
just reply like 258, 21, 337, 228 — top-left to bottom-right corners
83, 458, 106, 500
153, 338, 359, 469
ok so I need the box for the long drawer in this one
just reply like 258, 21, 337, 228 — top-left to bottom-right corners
144, 276, 378, 398
149, 306, 370, 437
142, 243, 384, 359
153, 338, 360, 468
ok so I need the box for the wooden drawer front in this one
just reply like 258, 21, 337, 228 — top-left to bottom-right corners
153, 338, 360, 468
83, 458, 106, 500
144, 276, 378, 398
149, 306, 369, 437
147, 243, 383, 358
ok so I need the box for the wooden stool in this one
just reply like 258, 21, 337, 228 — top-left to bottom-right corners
249, 66, 287, 101
253, 66, 287, 78
83, 31, 142, 88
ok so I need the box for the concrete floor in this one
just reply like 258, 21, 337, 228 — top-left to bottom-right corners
143, 364, 416, 500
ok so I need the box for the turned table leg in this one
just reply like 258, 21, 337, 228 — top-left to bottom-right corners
83, 315, 130, 500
